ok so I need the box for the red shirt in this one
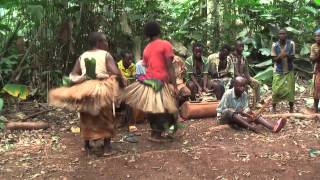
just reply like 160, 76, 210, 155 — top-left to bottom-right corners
143, 39, 174, 82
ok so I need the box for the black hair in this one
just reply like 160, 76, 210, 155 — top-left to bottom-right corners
144, 21, 161, 38
121, 49, 132, 58
192, 42, 203, 50
220, 44, 231, 51
88, 32, 104, 48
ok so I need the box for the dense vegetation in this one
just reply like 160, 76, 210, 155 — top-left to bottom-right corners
0, 0, 320, 106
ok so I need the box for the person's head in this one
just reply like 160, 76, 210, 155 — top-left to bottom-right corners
278, 29, 287, 42
192, 43, 203, 59
144, 21, 161, 39
233, 76, 247, 97
315, 29, 320, 44
235, 40, 244, 54
219, 44, 231, 60
88, 32, 108, 50
122, 50, 133, 68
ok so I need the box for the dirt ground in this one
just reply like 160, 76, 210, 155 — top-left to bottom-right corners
0, 97, 320, 180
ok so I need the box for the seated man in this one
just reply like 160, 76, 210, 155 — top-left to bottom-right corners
217, 76, 286, 133
185, 43, 225, 101
117, 50, 136, 84
227, 40, 260, 108
208, 44, 232, 89
173, 55, 191, 105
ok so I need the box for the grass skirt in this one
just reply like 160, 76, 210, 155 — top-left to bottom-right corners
272, 71, 295, 103
49, 76, 120, 115
123, 82, 178, 114
49, 76, 120, 140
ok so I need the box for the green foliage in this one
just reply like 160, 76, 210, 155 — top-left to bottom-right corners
2, 84, 29, 100
0, 98, 3, 112
0, 0, 319, 99
254, 66, 274, 85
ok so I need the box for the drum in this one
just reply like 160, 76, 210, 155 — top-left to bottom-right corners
180, 101, 219, 119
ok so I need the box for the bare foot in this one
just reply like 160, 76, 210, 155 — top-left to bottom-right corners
273, 118, 287, 133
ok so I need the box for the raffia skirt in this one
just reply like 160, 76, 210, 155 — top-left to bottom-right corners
123, 82, 178, 114
49, 76, 120, 140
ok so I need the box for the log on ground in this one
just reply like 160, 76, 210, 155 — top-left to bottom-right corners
6, 121, 50, 130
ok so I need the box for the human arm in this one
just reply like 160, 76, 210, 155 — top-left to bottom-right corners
271, 43, 287, 63
216, 93, 227, 117
106, 53, 121, 76
106, 53, 124, 87
69, 58, 86, 83
310, 44, 320, 63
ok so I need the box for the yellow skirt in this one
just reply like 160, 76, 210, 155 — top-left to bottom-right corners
123, 82, 178, 114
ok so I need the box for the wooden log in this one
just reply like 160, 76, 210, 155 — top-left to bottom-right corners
6, 121, 50, 130
263, 113, 320, 119
22, 109, 53, 120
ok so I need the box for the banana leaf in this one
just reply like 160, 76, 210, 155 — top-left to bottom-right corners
2, 84, 29, 100
253, 66, 273, 85
254, 59, 273, 68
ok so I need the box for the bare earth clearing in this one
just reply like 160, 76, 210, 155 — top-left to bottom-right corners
0, 96, 320, 180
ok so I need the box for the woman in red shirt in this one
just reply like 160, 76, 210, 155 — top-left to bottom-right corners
124, 21, 178, 142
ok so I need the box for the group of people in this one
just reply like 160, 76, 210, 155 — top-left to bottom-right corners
48, 21, 319, 155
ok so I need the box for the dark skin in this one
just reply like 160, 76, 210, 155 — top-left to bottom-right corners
147, 35, 177, 141
191, 46, 209, 93
272, 30, 295, 63
123, 52, 133, 69
70, 34, 121, 82
271, 29, 294, 113
233, 41, 250, 79
311, 32, 320, 113
70, 34, 121, 152
231, 77, 282, 133
217, 48, 230, 77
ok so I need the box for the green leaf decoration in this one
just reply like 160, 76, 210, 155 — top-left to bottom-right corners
84, 58, 96, 79
62, 76, 72, 87
253, 66, 274, 84
0, 98, 3, 112
2, 84, 29, 100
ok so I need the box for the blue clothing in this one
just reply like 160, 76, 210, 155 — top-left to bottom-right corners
136, 60, 146, 79
271, 40, 295, 73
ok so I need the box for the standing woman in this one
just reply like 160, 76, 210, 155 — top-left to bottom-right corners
123, 21, 178, 142
49, 32, 123, 153
310, 29, 320, 112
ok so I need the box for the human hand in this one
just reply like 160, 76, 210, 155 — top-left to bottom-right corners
204, 87, 210, 93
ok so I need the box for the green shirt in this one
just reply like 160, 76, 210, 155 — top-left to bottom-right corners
216, 88, 250, 117
185, 56, 209, 81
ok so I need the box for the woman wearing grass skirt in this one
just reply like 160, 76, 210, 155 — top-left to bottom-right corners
49, 32, 123, 153
123, 21, 178, 143
271, 29, 295, 113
